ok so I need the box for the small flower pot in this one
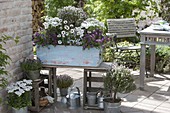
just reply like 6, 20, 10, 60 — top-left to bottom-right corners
12, 107, 28, 113
27, 70, 40, 80
59, 88, 68, 97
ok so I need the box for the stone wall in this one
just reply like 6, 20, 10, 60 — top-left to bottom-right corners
0, 0, 33, 112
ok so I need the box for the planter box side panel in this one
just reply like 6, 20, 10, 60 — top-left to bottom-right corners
36, 45, 102, 67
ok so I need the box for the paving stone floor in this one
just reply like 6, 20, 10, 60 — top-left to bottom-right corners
31, 68, 170, 113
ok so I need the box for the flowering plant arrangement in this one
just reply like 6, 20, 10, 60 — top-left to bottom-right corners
6, 79, 33, 109
33, 6, 111, 49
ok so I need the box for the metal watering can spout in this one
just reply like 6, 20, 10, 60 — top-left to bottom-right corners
66, 87, 81, 109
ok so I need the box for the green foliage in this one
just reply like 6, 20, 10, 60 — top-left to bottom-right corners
160, 0, 170, 22
0, 35, 19, 76
104, 65, 136, 101
84, 0, 159, 22
155, 46, 170, 73
102, 47, 114, 62
20, 58, 42, 72
56, 74, 73, 88
6, 79, 32, 109
45, 0, 75, 17
7, 91, 31, 109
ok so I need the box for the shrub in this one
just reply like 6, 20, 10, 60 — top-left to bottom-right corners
56, 74, 73, 88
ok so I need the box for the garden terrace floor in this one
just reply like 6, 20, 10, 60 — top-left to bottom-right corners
31, 68, 170, 113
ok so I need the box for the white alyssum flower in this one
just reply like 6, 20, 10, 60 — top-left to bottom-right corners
58, 40, 62, 44
81, 18, 105, 29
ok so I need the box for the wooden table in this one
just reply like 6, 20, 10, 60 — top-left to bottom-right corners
36, 46, 103, 101
42, 62, 112, 103
139, 26, 170, 90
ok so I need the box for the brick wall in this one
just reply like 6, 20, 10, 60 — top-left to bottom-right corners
0, 0, 33, 112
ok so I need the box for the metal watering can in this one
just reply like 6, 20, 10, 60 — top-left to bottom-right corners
66, 87, 81, 109
97, 91, 104, 109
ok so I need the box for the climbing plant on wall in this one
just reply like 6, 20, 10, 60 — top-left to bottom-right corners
0, 35, 19, 104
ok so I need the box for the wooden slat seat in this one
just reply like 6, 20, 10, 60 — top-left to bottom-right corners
106, 18, 140, 67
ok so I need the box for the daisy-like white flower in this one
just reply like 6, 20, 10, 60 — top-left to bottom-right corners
63, 20, 68, 24
43, 22, 49, 29
64, 25, 70, 30
70, 24, 74, 28
70, 29, 75, 33
65, 32, 69, 36
61, 31, 66, 35
57, 34, 61, 37
58, 40, 62, 44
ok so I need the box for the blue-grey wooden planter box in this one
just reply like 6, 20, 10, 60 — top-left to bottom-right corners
36, 45, 102, 67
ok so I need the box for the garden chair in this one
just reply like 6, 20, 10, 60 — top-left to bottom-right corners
106, 18, 141, 68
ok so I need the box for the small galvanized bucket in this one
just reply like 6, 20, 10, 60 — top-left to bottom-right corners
66, 87, 81, 109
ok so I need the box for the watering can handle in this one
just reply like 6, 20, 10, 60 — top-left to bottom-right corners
76, 87, 80, 95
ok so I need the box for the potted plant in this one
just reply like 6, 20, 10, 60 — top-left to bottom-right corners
20, 58, 42, 80
6, 79, 33, 113
56, 74, 73, 97
103, 65, 136, 113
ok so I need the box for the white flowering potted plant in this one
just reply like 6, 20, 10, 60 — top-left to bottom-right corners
6, 79, 33, 113
33, 6, 111, 66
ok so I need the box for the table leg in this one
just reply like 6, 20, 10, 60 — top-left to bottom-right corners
52, 67, 57, 101
89, 71, 91, 88
48, 68, 52, 96
140, 44, 146, 90
83, 69, 87, 107
150, 45, 156, 77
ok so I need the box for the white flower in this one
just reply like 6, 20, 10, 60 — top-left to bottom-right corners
51, 22, 58, 27
70, 29, 75, 33
59, 27, 63, 30
25, 86, 32, 91
65, 32, 69, 36
81, 18, 105, 29
63, 20, 68, 24
23, 79, 32, 85
57, 34, 61, 37
61, 31, 66, 35
70, 24, 74, 28
8, 89, 15, 93
64, 25, 70, 30
58, 40, 62, 44
15, 91, 22, 96
43, 22, 49, 29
